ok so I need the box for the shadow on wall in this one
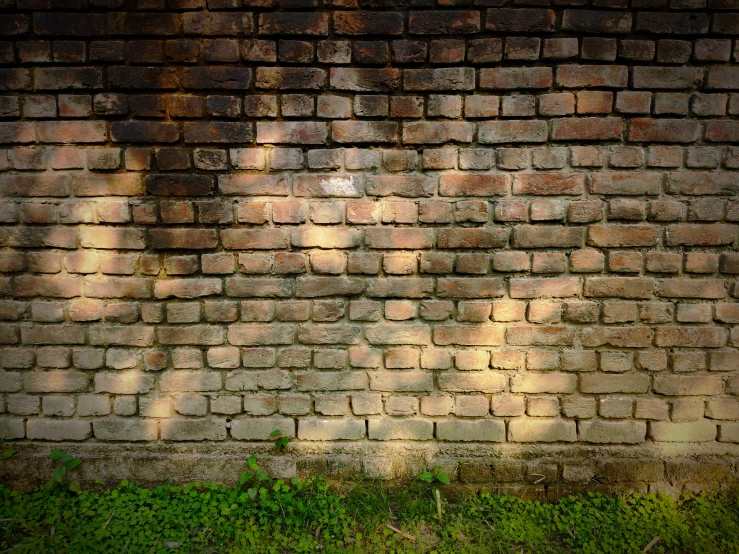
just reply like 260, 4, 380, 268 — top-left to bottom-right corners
1, 104, 738, 497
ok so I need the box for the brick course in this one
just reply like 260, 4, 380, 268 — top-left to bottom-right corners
0, 1, 738, 492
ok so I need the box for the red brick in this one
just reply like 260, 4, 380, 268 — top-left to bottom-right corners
480, 67, 552, 90
365, 175, 435, 197
629, 119, 700, 143
551, 118, 623, 141
37, 121, 106, 143
512, 226, 583, 249
333, 121, 398, 144
439, 174, 509, 197
365, 228, 434, 249
437, 228, 507, 249
665, 224, 736, 246
256, 122, 327, 144
479, 120, 547, 144
221, 229, 289, 250
584, 277, 654, 299
655, 327, 727, 348
513, 173, 584, 196
510, 278, 580, 298
556, 65, 628, 88
403, 122, 474, 144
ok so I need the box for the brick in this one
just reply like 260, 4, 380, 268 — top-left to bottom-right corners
330, 68, 400, 92
368, 419, 433, 441
259, 13, 329, 36
584, 277, 654, 299
219, 174, 288, 196
160, 419, 227, 441
629, 119, 700, 143
636, 12, 708, 35
588, 225, 659, 248
335, 12, 404, 36
651, 421, 716, 442
633, 67, 704, 90
562, 10, 632, 33
665, 224, 736, 246
580, 374, 649, 394
256, 67, 324, 90
580, 420, 646, 444
551, 118, 622, 141
403, 122, 473, 144
513, 173, 584, 196
404, 68, 475, 91
437, 229, 507, 249
480, 68, 552, 90
479, 121, 547, 144
509, 419, 576, 442
437, 420, 504, 442
27, 419, 91, 441
512, 226, 583, 249
439, 174, 508, 197
556, 65, 628, 88
333, 121, 398, 144
486, 9, 555, 32
257, 122, 327, 144
298, 419, 365, 440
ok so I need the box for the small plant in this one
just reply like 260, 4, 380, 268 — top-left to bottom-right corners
237, 455, 270, 499
416, 465, 450, 485
270, 429, 289, 452
0, 449, 16, 460
46, 449, 82, 491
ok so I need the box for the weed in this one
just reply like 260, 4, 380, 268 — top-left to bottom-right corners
270, 429, 290, 452
416, 465, 450, 485
46, 449, 82, 492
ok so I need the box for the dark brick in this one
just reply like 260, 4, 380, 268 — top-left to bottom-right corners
636, 12, 709, 34
259, 13, 329, 36
0, 69, 32, 91
183, 122, 253, 143
108, 12, 180, 36
409, 11, 481, 34
111, 121, 180, 143
34, 13, 104, 36
146, 174, 214, 196
109, 67, 179, 90
183, 13, 251, 35
35, 67, 102, 90
183, 67, 252, 90
0, 15, 30, 36
353, 41, 389, 65
562, 10, 632, 34
256, 67, 325, 90
334, 12, 404, 35
486, 9, 555, 32
330, 68, 400, 92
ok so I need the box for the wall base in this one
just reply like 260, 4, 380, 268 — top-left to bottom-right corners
3, 442, 738, 500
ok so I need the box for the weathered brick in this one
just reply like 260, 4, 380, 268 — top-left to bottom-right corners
509, 419, 576, 442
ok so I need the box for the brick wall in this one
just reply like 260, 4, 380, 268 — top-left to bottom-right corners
1, 1, 739, 493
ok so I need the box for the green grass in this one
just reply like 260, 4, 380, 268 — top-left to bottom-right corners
2, 476, 739, 554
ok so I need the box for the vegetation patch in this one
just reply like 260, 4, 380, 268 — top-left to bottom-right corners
1, 452, 738, 553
